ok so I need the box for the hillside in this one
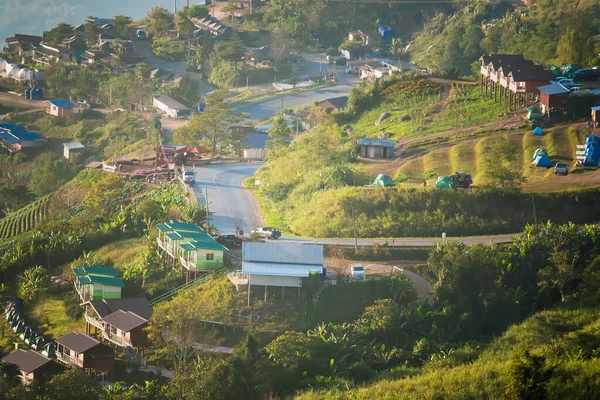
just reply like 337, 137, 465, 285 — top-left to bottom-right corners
395, 123, 600, 192
296, 305, 600, 400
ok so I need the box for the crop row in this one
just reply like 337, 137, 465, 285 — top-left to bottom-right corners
0, 195, 51, 239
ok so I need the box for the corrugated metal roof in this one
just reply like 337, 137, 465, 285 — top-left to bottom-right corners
175, 231, 212, 240
0, 132, 19, 144
73, 266, 118, 277
538, 83, 570, 95
357, 138, 396, 147
102, 310, 147, 332
242, 242, 323, 265
156, 223, 170, 232
78, 274, 124, 287
48, 99, 75, 108
153, 95, 189, 111
11, 131, 43, 141
242, 261, 323, 277
2, 349, 52, 373
55, 332, 100, 353
165, 221, 203, 232
63, 142, 85, 150
187, 240, 227, 251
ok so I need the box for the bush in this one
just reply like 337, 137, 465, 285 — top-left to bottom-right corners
63, 291, 83, 319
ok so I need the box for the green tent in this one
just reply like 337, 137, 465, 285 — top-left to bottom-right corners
373, 174, 395, 187
435, 176, 453, 189
551, 66, 563, 78
527, 107, 543, 121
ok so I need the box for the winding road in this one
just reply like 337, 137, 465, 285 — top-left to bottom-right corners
192, 163, 516, 246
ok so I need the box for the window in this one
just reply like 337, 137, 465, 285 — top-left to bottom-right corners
206, 253, 214, 261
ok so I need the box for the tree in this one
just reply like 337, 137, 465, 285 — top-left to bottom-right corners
17, 266, 48, 302
484, 136, 525, 189
269, 114, 290, 138
208, 61, 239, 88
44, 23, 74, 45
29, 154, 77, 197
504, 349, 553, 400
175, 90, 242, 154
214, 34, 246, 63
44, 63, 71, 98
539, 247, 580, 302
148, 7, 171, 36
43, 370, 104, 400
135, 62, 152, 81
113, 15, 133, 38
181, 4, 210, 19
222, 0, 240, 23
173, 75, 200, 105
175, 13, 196, 38
83, 174, 128, 221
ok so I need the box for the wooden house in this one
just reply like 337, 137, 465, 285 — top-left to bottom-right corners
47, 99, 75, 118
84, 297, 153, 352
55, 332, 115, 371
156, 221, 227, 281
357, 138, 395, 159
74, 266, 124, 302
1, 349, 63, 385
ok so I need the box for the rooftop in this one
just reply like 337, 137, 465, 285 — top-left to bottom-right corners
55, 332, 100, 353
103, 310, 148, 332
180, 240, 228, 252
2, 349, 52, 373
242, 242, 324, 265
78, 275, 124, 287
316, 96, 349, 110
63, 142, 85, 150
73, 266, 118, 277
153, 94, 189, 111
242, 261, 323, 277
538, 82, 570, 95
87, 297, 153, 320
357, 138, 396, 147
48, 99, 75, 109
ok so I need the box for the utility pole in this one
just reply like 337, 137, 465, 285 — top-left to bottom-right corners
174, 0, 177, 14
246, 76, 249, 89
205, 187, 211, 233
249, 0, 252, 14
281, 97, 283, 110
351, 204, 358, 253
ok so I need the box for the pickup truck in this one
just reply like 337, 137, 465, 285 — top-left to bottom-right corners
251, 226, 281, 239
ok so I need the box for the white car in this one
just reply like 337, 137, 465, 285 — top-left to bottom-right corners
351, 264, 366, 279
182, 171, 195, 184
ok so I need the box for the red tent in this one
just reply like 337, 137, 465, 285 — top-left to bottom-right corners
188, 146, 210, 160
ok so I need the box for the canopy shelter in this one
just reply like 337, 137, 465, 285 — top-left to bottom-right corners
533, 127, 543, 135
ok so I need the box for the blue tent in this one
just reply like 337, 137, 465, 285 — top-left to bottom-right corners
533, 127, 543, 135
532, 155, 552, 167
584, 154, 599, 167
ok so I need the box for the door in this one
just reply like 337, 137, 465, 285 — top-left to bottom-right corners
368, 147, 375, 158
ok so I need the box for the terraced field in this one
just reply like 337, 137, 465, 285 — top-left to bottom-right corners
0, 194, 52, 239
395, 124, 600, 192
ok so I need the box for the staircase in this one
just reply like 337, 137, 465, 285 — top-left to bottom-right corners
150, 268, 224, 305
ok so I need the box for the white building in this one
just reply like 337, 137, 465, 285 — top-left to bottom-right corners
63, 142, 86, 159
241, 242, 324, 305
152, 95, 191, 119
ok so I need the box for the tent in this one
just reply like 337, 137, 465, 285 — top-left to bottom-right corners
551, 66, 563, 78
583, 154, 600, 167
561, 64, 578, 75
435, 176, 453, 189
527, 107, 543, 121
531, 155, 552, 167
533, 127, 543, 135
373, 174, 394, 187
533, 148, 548, 160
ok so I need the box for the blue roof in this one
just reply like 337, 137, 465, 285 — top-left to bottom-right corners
243, 133, 292, 149
0, 123, 27, 132
0, 132, 20, 144
12, 132, 43, 141
48, 99, 75, 109
357, 138, 396, 147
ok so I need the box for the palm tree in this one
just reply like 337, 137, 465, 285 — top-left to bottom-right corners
113, 15, 133, 38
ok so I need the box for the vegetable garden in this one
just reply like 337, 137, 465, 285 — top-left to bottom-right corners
0, 194, 52, 238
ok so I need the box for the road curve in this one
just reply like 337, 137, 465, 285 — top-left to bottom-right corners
192, 163, 517, 246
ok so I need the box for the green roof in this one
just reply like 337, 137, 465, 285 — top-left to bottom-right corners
166, 232, 182, 240
175, 231, 213, 240
156, 223, 170, 232
73, 266, 118, 277
180, 243, 195, 251
78, 275, 125, 287
166, 221, 203, 232
181, 240, 227, 251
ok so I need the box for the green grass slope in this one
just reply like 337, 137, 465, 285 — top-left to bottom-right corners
297, 305, 600, 400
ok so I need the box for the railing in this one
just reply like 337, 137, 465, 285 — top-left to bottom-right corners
56, 352, 80, 367
499, 76, 510, 88
480, 66, 489, 77
150, 267, 224, 305
490, 72, 499, 82
85, 314, 104, 330
180, 257, 198, 271
509, 82, 526, 93
105, 332, 129, 347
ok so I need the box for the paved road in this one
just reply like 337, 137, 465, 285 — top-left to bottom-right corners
193, 163, 264, 235
192, 164, 516, 246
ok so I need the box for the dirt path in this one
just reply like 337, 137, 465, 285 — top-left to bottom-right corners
363, 262, 433, 302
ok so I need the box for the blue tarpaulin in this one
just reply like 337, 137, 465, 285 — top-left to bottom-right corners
533, 127, 543, 135
532, 155, 552, 167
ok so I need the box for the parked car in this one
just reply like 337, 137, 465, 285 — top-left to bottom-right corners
216, 235, 243, 248
569, 68, 600, 81
350, 264, 366, 279
183, 171, 195, 184
554, 162, 569, 175
251, 226, 281, 239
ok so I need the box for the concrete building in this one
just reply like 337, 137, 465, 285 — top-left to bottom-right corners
358, 138, 395, 159
240, 242, 324, 305
47, 99, 75, 118
63, 142, 86, 159
153, 95, 191, 119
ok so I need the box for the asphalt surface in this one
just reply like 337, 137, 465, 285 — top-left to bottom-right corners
192, 163, 264, 235
192, 164, 517, 246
